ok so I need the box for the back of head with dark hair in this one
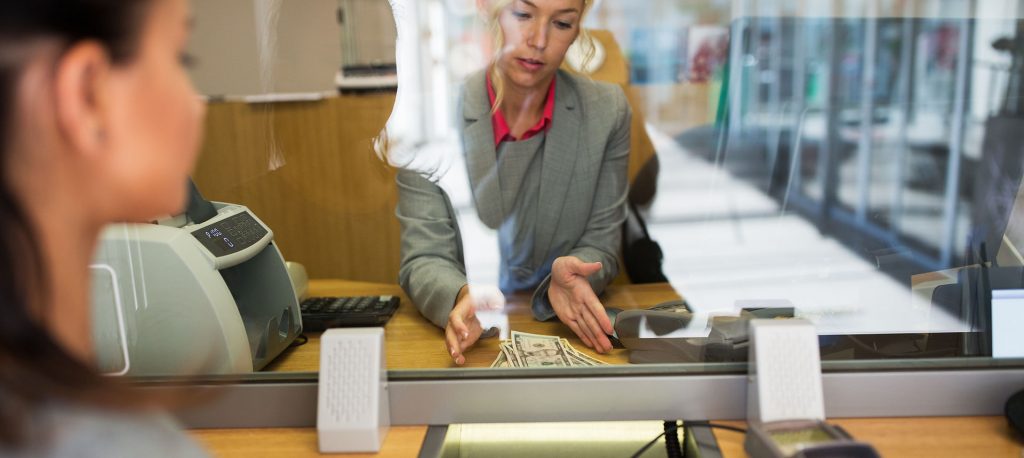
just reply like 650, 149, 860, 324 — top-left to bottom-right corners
0, 0, 153, 447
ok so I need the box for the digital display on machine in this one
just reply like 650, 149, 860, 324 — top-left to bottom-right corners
191, 212, 268, 258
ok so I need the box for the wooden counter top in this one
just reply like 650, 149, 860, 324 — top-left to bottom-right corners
262, 280, 682, 371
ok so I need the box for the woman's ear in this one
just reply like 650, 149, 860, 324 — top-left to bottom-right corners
52, 41, 112, 160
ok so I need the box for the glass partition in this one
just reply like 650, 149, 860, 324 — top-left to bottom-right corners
90, 0, 1024, 382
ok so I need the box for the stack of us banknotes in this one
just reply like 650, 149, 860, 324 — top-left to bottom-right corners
491, 331, 609, 367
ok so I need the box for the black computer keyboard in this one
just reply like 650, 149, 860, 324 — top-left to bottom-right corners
299, 295, 400, 331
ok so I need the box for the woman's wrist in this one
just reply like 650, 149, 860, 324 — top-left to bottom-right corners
454, 284, 469, 309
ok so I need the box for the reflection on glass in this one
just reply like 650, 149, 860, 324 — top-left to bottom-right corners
90, 0, 1024, 379
629, 5, 1024, 362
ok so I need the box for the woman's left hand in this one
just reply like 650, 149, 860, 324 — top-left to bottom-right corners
547, 256, 614, 353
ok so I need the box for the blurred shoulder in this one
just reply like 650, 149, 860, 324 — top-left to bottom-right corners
3, 402, 209, 458
560, 70, 627, 108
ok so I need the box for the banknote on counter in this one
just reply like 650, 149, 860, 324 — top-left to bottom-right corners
490, 331, 610, 368
490, 350, 508, 368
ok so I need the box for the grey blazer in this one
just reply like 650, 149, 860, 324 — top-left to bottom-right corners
397, 69, 631, 328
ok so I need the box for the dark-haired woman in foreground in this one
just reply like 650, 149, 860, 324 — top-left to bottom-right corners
0, 0, 207, 455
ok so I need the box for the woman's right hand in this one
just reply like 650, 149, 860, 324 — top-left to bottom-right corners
547, 256, 614, 353
446, 287, 484, 365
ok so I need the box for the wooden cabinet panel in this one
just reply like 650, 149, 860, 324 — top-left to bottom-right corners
193, 93, 401, 283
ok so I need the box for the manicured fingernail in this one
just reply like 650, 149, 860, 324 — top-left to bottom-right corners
463, 332, 469, 339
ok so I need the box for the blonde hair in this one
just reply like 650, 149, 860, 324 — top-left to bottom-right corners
485, 0, 596, 114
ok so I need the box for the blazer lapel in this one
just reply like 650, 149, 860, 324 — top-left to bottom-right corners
535, 70, 581, 258
461, 71, 504, 229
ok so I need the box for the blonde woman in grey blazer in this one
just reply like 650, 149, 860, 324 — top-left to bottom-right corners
396, 0, 629, 364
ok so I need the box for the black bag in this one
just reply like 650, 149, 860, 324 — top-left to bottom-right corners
621, 200, 669, 283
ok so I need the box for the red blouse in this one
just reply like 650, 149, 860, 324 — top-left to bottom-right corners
486, 76, 556, 147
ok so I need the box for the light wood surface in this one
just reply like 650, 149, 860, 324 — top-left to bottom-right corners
263, 280, 683, 372
713, 416, 1022, 457
190, 417, 1022, 457
191, 425, 428, 458
193, 94, 401, 284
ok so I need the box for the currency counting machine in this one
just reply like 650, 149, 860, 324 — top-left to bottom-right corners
90, 181, 302, 376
